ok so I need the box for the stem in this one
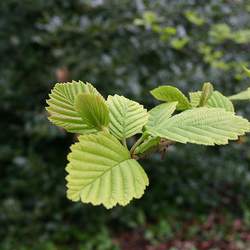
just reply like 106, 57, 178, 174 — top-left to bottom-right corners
122, 138, 128, 149
132, 138, 176, 160
130, 134, 147, 155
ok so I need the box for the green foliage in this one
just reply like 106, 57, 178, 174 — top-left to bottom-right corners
66, 132, 148, 208
190, 90, 234, 112
75, 93, 109, 130
134, 136, 160, 156
107, 95, 148, 140
150, 86, 191, 110
184, 10, 205, 26
46, 81, 250, 208
147, 107, 249, 145
209, 23, 232, 44
2, 0, 250, 247
170, 37, 190, 50
135, 7, 250, 76
198, 82, 214, 107
46, 81, 101, 133
243, 66, 250, 77
146, 102, 177, 130
210, 23, 250, 45
229, 88, 250, 101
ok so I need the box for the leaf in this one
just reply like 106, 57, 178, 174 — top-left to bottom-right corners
134, 102, 177, 156
184, 10, 205, 26
75, 93, 109, 130
150, 85, 191, 110
229, 88, 250, 101
189, 91, 201, 108
198, 82, 214, 107
107, 95, 148, 140
83, 81, 104, 97
46, 81, 102, 133
145, 102, 177, 130
208, 91, 234, 112
66, 132, 149, 209
147, 107, 250, 145
134, 136, 160, 155
170, 37, 189, 50
243, 66, 250, 77
190, 91, 234, 112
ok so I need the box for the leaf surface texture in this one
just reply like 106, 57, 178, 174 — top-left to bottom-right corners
229, 88, 250, 101
150, 85, 191, 110
66, 132, 149, 208
147, 107, 250, 145
46, 81, 101, 133
190, 91, 234, 112
107, 95, 148, 140
75, 93, 109, 130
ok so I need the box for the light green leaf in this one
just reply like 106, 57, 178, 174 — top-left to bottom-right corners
66, 132, 149, 209
135, 102, 177, 156
198, 82, 214, 107
184, 10, 205, 26
107, 95, 148, 140
208, 91, 234, 111
83, 81, 104, 97
75, 93, 109, 130
170, 37, 190, 50
145, 102, 177, 130
229, 88, 250, 101
134, 136, 160, 155
46, 81, 102, 133
150, 85, 191, 110
189, 91, 201, 108
190, 91, 234, 112
147, 107, 250, 145
243, 66, 250, 77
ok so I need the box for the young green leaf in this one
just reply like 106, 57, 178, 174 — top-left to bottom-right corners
134, 102, 177, 157
189, 91, 201, 108
198, 82, 214, 107
66, 132, 149, 209
190, 91, 234, 112
147, 107, 250, 145
46, 81, 102, 133
134, 136, 161, 156
75, 93, 109, 130
243, 66, 250, 77
208, 91, 234, 111
107, 95, 148, 140
229, 88, 250, 101
145, 102, 177, 130
83, 81, 105, 97
150, 85, 191, 110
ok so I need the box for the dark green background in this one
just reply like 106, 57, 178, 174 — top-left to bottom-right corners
1, 0, 250, 249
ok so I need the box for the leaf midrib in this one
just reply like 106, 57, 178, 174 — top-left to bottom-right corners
77, 157, 132, 194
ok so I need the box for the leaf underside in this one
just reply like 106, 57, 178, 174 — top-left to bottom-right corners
66, 132, 149, 209
229, 88, 250, 101
190, 91, 234, 112
150, 85, 191, 110
147, 107, 250, 145
107, 95, 148, 140
46, 81, 101, 133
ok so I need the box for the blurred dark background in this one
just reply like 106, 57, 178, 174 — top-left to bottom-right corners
1, 0, 250, 249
